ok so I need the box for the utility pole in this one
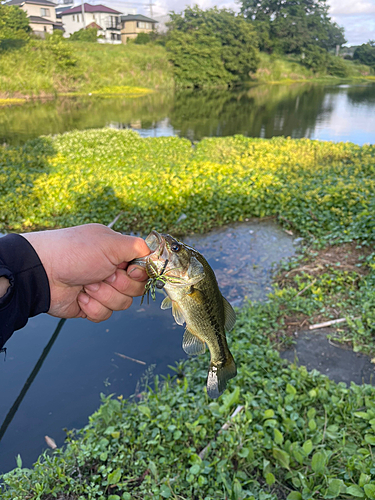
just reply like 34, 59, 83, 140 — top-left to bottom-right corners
149, 0, 153, 18
81, 0, 86, 29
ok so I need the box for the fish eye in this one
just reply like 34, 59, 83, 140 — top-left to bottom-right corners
171, 243, 181, 252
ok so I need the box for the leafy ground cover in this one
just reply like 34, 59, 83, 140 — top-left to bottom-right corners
1, 130, 375, 499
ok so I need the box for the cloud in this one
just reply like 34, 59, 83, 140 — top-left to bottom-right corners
329, 0, 375, 16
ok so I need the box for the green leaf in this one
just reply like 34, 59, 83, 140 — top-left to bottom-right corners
274, 428, 284, 445
302, 439, 313, 456
272, 448, 290, 470
287, 493, 303, 500
264, 409, 275, 419
265, 472, 275, 485
364, 434, 375, 445
108, 496, 120, 500
346, 485, 365, 498
311, 451, 326, 474
221, 386, 240, 410
160, 484, 172, 498
16, 454, 22, 469
364, 484, 375, 500
138, 405, 151, 418
286, 383, 297, 395
107, 468, 122, 485
325, 479, 344, 498
190, 464, 200, 475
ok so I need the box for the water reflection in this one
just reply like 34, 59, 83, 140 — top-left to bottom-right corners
1, 82, 374, 146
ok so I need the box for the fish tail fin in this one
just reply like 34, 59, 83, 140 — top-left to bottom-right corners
206, 355, 237, 399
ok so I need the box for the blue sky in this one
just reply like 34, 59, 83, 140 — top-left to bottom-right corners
145, 0, 375, 45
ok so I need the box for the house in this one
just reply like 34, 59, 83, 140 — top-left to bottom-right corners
6, 0, 63, 37
121, 14, 157, 44
60, 3, 122, 43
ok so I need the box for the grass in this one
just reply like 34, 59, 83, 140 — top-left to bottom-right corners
1, 130, 375, 499
0, 40, 174, 97
253, 53, 373, 83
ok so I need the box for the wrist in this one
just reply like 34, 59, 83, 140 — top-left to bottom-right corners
0, 276, 10, 298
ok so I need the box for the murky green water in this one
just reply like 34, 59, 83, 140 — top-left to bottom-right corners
1, 82, 375, 146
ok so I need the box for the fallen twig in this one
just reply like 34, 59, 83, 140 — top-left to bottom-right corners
309, 317, 359, 330
296, 279, 316, 297
115, 352, 146, 365
198, 405, 244, 459
107, 212, 123, 229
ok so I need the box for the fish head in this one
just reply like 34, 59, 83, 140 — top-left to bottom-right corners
143, 231, 205, 286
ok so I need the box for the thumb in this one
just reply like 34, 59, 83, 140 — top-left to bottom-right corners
109, 233, 150, 266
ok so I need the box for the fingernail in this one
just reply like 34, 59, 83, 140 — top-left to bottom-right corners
128, 267, 144, 280
85, 283, 100, 292
105, 273, 117, 283
78, 293, 90, 305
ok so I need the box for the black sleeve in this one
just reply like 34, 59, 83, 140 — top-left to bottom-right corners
0, 234, 51, 349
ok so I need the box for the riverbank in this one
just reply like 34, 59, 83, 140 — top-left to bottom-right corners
1, 131, 374, 499
0, 41, 373, 100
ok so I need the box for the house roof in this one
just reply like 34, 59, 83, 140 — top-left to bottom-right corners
61, 3, 121, 15
86, 21, 103, 30
6, 0, 56, 6
120, 14, 157, 23
28, 15, 55, 24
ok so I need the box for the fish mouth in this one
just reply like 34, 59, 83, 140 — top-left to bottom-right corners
145, 230, 165, 254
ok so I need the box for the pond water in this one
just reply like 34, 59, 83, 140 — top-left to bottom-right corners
0, 220, 297, 474
1, 82, 375, 146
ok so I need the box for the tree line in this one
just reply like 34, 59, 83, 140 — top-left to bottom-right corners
1, 0, 374, 88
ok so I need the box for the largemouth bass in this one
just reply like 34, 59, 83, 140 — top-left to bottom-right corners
132, 230, 237, 398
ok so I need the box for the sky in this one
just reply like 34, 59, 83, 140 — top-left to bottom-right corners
130, 0, 375, 46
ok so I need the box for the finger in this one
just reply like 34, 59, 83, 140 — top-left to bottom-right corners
84, 281, 134, 311
78, 292, 113, 322
104, 269, 147, 296
127, 265, 148, 281
109, 234, 150, 266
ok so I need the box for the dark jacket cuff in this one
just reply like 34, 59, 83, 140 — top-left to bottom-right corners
0, 234, 51, 349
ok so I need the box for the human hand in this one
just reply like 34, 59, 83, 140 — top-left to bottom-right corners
22, 224, 149, 322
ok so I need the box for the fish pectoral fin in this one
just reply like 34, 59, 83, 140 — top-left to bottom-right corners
206, 356, 237, 399
161, 296, 173, 310
182, 329, 206, 356
187, 256, 205, 282
172, 301, 186, 326
222, 296, 236, 332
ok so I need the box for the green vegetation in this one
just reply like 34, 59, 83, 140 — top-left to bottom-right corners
1, 130, 375, 499
0, 35, 173, 96
354, 42, 375, 69
0, 3, 30, 49
2, 298, 375, 499
240, 0, 345, 55
166, 7, 259, 87
0, 130, 373, 242
70, 27, 99, 43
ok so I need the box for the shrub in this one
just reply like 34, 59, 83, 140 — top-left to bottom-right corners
70, 27, 98, 43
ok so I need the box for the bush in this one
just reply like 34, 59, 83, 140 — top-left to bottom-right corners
70, 27, 98, 43
134, 32, 151, 45
302, 45, 350, 77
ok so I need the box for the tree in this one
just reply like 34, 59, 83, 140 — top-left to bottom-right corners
240, 0, 346, 54
167, 6, 259, 87
0, 4, 30, 48
353, 41, 375, 68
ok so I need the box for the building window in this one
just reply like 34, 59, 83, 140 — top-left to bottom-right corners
93, 14, 95, 20
72, 15, 75, 21
77, 14, 79, 22
137, 22, 152, 29
44, 26, 47, 31
41, 8, 50, 16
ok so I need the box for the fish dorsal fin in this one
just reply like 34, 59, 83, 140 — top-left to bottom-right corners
222, 296, 236, 332
187, 256, 205, 285
182, 329, 206, 356
172, 301, 185, 326
161, 296, 172, 310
